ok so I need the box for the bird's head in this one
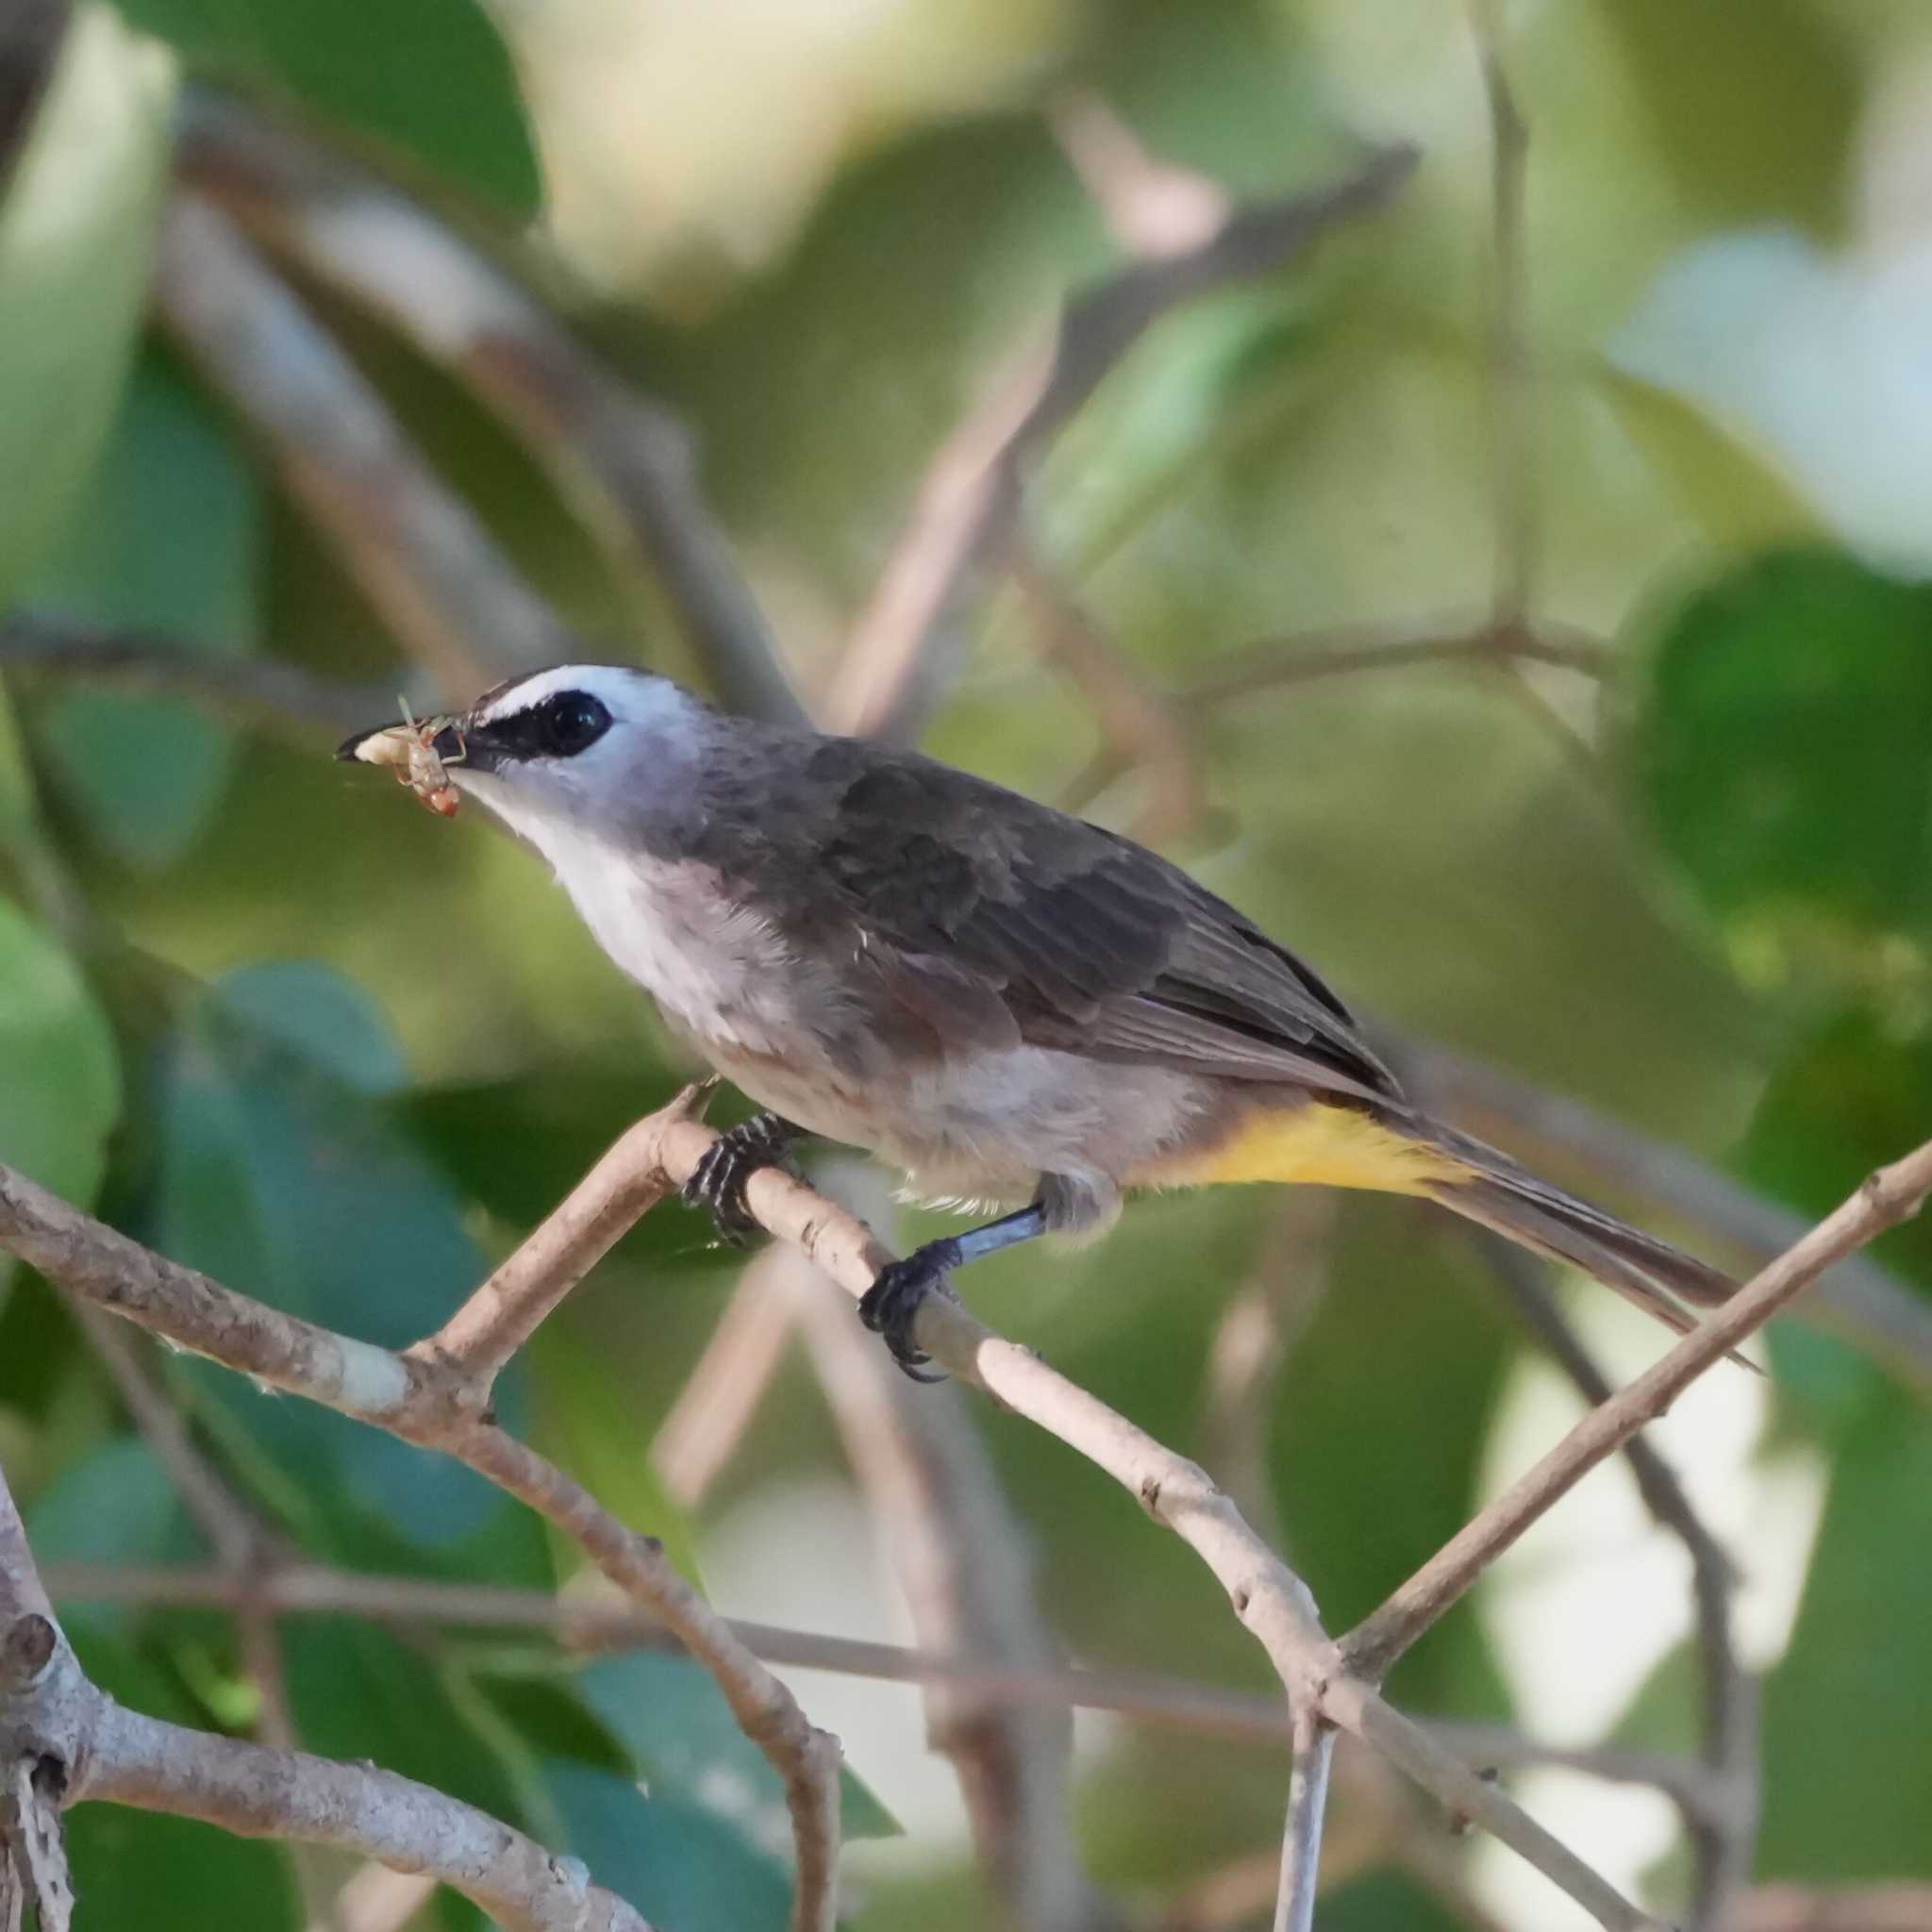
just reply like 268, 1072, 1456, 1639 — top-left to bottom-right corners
338, 663, 717, 856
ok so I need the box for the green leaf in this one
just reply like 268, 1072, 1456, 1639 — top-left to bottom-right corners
283, 1617, 531, 1827
66, 1808, 300, 1932
577, 1654, 900, 1845
31, 349, 262, 869
142, 965, 508, 1549
527, 1329, 708, 1591
108, 0, 541, 217
543, 1759, 791, 1932
1741, 1010, 1932, 1425
1270, 1203, 1515, 1713
0, 896, 122, 1295
0, 6, 175, 603
1630, 547, 1932, 958
1592, 0, 1857, 234
1758, 1391, 1932, 1878
1595, 365, 1818, 551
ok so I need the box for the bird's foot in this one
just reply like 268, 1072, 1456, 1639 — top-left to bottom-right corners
681, 1113, 800, 1245
858, 1238, 962, 1383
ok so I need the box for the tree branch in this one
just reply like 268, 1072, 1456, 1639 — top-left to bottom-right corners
822, 142, 1419, 743
784, 1207, 1114, 1932
177, 97, 804, 728
1400, 1037, 1932, 1395
1343, 1137, 1932, 1680
0, 1466, 652, 1931
0, 1120, 842, 1932
3, 1102, 1661, 1930
153, 192, 575, 697
18, 1099, 1916, 1927
0, 611, 386, 744
1274, 1713, 1335, 1932
1472, 1236, 1758, 1925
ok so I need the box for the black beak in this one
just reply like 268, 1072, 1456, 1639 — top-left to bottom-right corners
432, 721, 489, 769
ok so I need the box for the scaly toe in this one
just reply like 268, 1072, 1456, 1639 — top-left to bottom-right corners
858, 1242, 960, 1382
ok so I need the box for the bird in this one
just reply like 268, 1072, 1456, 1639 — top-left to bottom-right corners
340, 664, 1737, 1377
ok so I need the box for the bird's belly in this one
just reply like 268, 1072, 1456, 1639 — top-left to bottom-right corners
703, 1037, 1210, 1209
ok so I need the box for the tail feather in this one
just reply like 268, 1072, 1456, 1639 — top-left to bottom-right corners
1407, 1115, 1740, 1340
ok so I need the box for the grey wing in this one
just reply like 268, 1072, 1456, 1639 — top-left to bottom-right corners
802, 741, 1403, 1106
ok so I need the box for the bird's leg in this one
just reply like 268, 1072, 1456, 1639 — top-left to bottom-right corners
858, 1201, 1049, 1381
682, 1111, 805, 1244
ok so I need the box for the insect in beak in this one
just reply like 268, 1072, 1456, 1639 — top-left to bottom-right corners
338, 699, 468, 817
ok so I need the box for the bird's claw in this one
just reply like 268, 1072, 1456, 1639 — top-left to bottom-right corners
681, 1115, 799, 1246
858, 1239, 961, 1382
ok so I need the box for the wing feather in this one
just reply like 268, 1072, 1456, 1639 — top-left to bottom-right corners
800, 743, 1400, 1102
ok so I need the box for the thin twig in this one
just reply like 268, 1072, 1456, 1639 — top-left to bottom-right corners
1343, 1137, 1932, 1680
1473, 1235, 1758, 1924
650, 1262, 797, 1508
1200, 1195, 1337, 1551
1274, 1714, 1334, 1932
1400, 1037, 1932, 1395
179, 98, 803, 727
154, 192, 574, 697
1721, 1885, 1932, 1932
1469, 0, 1536, 635
1008, 544, 1204, 847
3, 1101, 1663, 1931
1175, 618, 1611, 712
823, 144, 1419, 744
785, 1191, 1112, 1932
0, 1115, 842, 1932
34, 1554, 1761, 1821
73, 1304, 260, 1570
0, 612, 388, 744
1045, 89, 1230, 258
0, 1470, 651, 1932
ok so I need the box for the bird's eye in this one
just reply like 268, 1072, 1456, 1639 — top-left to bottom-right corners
538, 691, 611, 757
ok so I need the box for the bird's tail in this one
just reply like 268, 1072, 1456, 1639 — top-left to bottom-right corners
1407, 1112, 1738, 1339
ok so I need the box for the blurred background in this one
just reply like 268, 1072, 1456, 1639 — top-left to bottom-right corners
2, 1, 1931, 1927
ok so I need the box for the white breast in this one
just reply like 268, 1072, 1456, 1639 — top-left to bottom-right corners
549, 834, 809, 1053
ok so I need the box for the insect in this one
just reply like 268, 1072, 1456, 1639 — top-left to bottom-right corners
350, 699, 466, 817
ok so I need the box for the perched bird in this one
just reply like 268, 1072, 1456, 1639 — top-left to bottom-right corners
341, 665, 1736, 1376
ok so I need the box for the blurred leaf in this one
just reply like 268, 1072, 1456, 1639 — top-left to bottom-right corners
144, 965, 508, 1548
282, 1616, 531, 1826
1318, 1868, 1470, 1932
213, 958, 408, 1092
66, 1807, 300, 1931
28, 1434, 200, 1571
1596, 366, 1818, 551
31, 348, 261, 868
0, 685, 34, 842
1743, 1009, 1932, 1425
475, 1670, 632, 1778
108, 0, 540, 216
1631, 548, 1932, 957
576, 1652, 901, 1845
528, 1329, 708, 1590
0, 894, 122, 1294
543, 1759, 791, 1932
1758, 1389, 1932, 1878
0, 5, 174, 603
1593, 0, 1857, 234
404, 1066, 686, 1228
1271, 1203, 1515, 1713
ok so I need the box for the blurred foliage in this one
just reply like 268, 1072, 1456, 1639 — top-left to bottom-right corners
3, 1, 1932, 1927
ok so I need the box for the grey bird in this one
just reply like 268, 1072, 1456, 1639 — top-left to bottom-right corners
340, 664, 1737, 1375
